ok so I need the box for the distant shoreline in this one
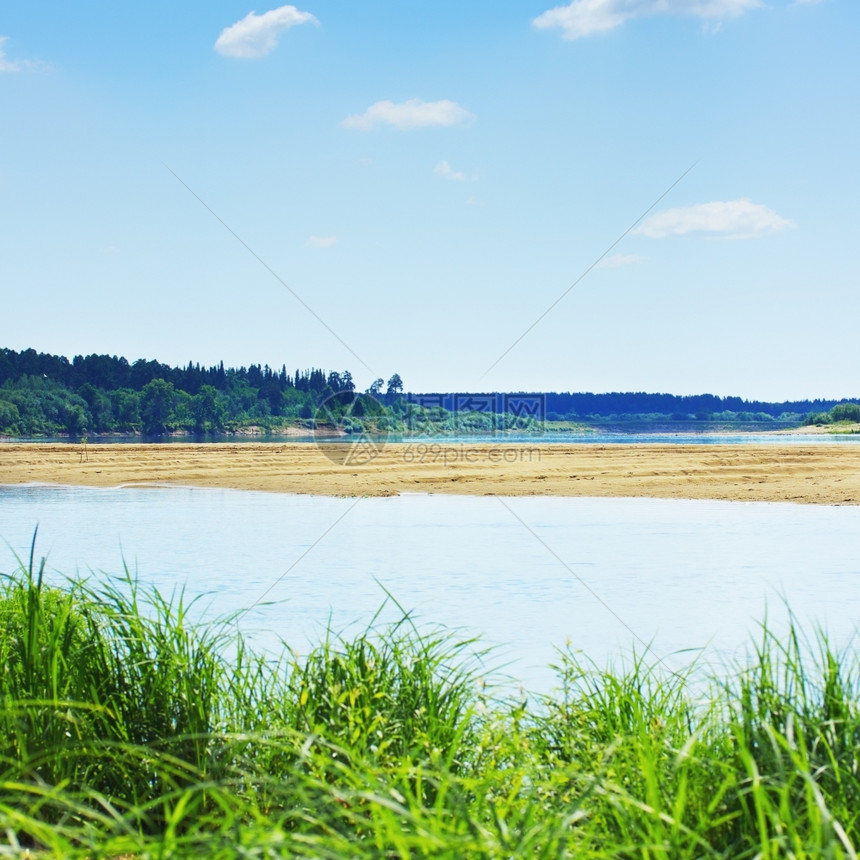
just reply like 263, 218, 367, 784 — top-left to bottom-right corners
2, 441, 860, 505
2, 421, 858, 444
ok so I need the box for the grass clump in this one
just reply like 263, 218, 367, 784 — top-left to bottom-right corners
1, 548, 859, 858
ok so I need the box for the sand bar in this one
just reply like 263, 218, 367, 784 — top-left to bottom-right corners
2, 441, 860, 504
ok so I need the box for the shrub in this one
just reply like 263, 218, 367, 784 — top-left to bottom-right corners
830, 402, 860, 423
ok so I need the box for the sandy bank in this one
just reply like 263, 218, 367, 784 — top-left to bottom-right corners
2, 441, 860, 504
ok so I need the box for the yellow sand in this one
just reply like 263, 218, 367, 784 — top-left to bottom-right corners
2, 441, 860, 504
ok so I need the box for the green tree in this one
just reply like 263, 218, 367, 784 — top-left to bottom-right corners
191, 385, 226, 433
110, 388, 140, 431
0, 399, 21, 435
140, 379, 176, 435
61, 403, 88, 436
78, 383, 113, 432
170, 389, 194, 431
281, 387, 308, 418
258, 380, 283, 415
830, 403, 860, 423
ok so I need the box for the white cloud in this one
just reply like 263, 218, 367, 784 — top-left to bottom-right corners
307, 235, 337, 250
0, 37, 20, 72
597, 253, 645, 268
214, 5, 318, 59
634, 199, 795, 239
533, 0, 762, 40
341, 99, 473, 131
434, 160, 466, 181
0, 36, 39, 72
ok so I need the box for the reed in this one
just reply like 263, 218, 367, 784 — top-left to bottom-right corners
1, 550, 858, 858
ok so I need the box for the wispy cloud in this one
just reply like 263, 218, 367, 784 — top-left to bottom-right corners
215, 5, 318, 59
0, 36, 40, 72
634, 199, 795, 239
434, 160, 467, 181
597, 253, 645, 268
341, 99, 474, 131
533, 0, 762, 40
307, 235, 337, 250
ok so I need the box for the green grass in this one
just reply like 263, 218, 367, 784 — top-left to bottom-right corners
1, 547, 859, 858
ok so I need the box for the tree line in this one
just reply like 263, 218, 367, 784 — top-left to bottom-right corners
804, 402, 860, 426
0, 348, 403, 437
1, 346, 857, 438
404, 391, 852, 424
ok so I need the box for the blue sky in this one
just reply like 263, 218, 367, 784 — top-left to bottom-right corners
2, 0, 857, 400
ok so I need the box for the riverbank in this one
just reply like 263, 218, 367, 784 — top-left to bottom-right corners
2, 441, 860, 503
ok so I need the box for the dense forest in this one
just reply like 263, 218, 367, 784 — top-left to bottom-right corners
0, 347, 856, 437
0, 348, 400, 436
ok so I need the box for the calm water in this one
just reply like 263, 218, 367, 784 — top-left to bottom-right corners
1, 485, 859, 693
